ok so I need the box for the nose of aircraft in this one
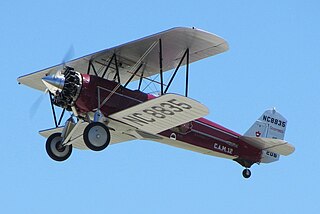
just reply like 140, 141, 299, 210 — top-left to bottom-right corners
42, 72, 65, 94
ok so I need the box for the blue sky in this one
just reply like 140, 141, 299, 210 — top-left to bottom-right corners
1, 0, 319, 213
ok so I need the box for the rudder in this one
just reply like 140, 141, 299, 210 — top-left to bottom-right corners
244, 108, 287, 140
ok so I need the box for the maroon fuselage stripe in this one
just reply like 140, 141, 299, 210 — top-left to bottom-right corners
75, 74, 261, 162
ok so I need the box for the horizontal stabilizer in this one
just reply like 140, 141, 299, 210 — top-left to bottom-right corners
109, 94, 209, 134
240, 136, 295, 156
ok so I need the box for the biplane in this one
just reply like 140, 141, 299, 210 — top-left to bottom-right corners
17, 27, 294, 178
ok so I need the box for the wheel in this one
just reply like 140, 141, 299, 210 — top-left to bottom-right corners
83, 122, 110, 151
242, 168, 251, 179
46, 133, 72, 161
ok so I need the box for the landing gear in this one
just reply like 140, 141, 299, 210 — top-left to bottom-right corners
83, 122, 110, 151
46, 133, 73, 161
242, 168, 251, 179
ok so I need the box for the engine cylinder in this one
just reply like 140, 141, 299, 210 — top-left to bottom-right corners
53, 67, 82, 110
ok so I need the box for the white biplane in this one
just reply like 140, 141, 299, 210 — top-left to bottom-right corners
18, 27, 294, 178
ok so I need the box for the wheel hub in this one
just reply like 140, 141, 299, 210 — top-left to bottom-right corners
55, 142, 66, 152
46, 133, 73, 161
83, 122, 111, 151
88, 126, 108, 147
242, 168, 251, 179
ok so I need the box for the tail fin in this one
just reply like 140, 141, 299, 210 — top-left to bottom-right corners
244, 108, 287, 140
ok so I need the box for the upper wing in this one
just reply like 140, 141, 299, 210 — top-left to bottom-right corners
18, 27, 228, 91
109, 94, 209, 134
240, 136, 295, 156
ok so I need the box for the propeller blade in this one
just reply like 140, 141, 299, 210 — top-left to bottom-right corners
46, 45, 75, 76
62, 45, 75, 66
29, 93, 46, 119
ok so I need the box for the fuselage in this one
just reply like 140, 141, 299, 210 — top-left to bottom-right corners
74, 74, 262, 164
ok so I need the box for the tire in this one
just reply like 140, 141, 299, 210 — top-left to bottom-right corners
242, 168, 251, 179
83, 122, 110, 151
46, 133, 72, 161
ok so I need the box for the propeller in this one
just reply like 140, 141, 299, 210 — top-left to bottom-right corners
61, 45, 75, 68
30, 45, 75, 118
29, 92, 46, 119
45, 45, 75, 76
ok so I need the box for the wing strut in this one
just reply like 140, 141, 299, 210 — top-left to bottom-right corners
164, 48, 190, 96
123, 63, 143, 88
159, 39, 164, 95
101, 53, 116, 78
113, 54, 121, 83
49, 92, 66, 128
138, 69, 144, 91
88, 60, 98, 76
87, 53, 120, 82
185, 48, 189, 97
49, 92, 58, 128
123, 40, 158, 88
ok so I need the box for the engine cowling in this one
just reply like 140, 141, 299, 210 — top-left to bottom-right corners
42, 67, 82, 111
54, 67, 82, 110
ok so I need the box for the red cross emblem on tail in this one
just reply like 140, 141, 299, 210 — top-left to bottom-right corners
255, 131, 261, 137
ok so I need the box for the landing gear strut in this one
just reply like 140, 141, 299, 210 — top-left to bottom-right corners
83, 122, 110, 151
242, 168, 251, 179
46, 133, 73, 161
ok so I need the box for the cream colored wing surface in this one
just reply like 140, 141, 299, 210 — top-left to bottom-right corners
17, 27, 228, 92
39, 122, 135, 150
240, 136, 295, 156
109, 94, 209, 134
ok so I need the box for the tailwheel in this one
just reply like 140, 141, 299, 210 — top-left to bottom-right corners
83, 122, 110, 151
46, 133, 72, 161
242, 168, 251, 179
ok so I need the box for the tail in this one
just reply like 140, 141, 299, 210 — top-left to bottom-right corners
241, 108, 294, 164
244, 108, 287, 140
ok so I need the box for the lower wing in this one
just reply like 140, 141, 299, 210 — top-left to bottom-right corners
39, 121, 135, 150
109, 93, 209, 134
